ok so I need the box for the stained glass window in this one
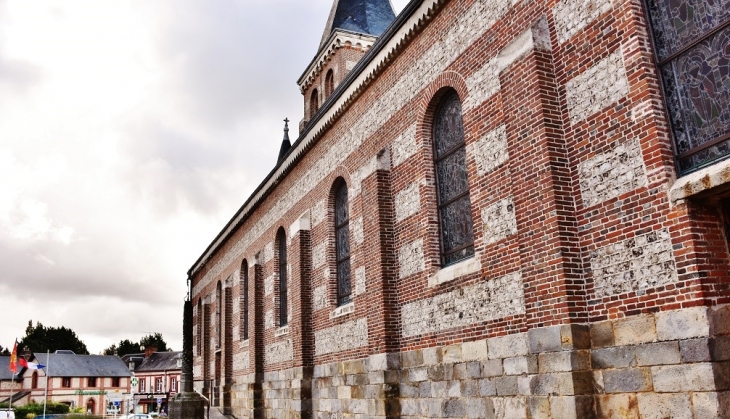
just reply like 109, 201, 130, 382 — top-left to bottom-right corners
278, 228, 288, 327
240, 260, 249, 340
216, 281, 222, 347
433, 91, 475, 266
197, 299, 202, 355
645, 0, 730, 173
335, 181, 352, 305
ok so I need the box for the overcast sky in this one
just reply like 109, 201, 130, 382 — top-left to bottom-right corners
0, 0, 410, 354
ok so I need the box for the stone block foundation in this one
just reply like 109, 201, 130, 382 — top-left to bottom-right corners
225, 305, 730, 418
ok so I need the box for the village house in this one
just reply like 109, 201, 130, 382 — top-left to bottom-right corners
0, 352, 132, 416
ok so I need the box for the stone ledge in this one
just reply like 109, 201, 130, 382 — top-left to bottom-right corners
275, 326, 290, 337
669, 158, 730, 204
428, 257, 482, 287
330, 302, 355, 319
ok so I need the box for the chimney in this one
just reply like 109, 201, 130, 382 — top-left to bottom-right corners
144, 345, 158, 358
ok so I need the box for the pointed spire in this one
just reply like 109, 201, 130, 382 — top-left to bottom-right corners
277, 118, 292, 164
319, 0, 396, 48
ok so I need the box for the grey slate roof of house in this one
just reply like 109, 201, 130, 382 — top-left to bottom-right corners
0, 357, 22, 380
33, 353, 132, 378
134, 351, 182, 372
319, 0, 396, 47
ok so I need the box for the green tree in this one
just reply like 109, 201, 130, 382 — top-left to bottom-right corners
0, 344, 10, 356
18, 320, 89, 355
103, 334, 170, 357
140, 333, 169, 352
103, 339, 141, 357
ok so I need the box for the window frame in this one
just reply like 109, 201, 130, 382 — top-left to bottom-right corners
240, 259, 249, 340
62, 377, 71, 388
431, 89, 475, 267
641, 0, 730, 174
334, 180, 352, 306
88, 377, 97, 388
277, 228, 288, 327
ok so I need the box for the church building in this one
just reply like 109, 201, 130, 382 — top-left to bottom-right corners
188, 0, 730, 417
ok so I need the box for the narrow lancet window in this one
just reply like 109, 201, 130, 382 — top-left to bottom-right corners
277, 228, 288, 327
334, 180, 351, 305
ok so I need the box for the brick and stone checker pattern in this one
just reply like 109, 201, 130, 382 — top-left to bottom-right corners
187, 0, 730, 417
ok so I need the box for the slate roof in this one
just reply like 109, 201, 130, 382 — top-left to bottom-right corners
0, 357, 22, 380
33, 353, 133, 378
134, 351, 182, 372
319, 0, 396, 48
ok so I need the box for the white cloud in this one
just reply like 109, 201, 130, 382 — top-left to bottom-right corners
0, 0, 410, 353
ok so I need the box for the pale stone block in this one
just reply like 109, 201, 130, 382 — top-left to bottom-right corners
528, 396, 550, 419
337, 386, 351, 399
549, 396, 578, 419
596, 394, 640, 419
518, 376, 533, 395
443, 344, 463, 364
462, 340, 488, 361
489, 333, 529, 359
423, 347, 443, 365
635, 341, 680, 366
538, 351, 587, 373
693, 392, 722, 419
652, 363, 715, 392
637, 393, 692, 419
528, 326, 562, 353
493, 397, 527, 419
656, 306, 709, 341
603, 368, 652, 393
504, 356, 537, 375
614, 314, 657, 346
368, 353, 399, 371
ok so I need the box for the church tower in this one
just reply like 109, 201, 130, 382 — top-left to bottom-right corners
297, 0, 396, 133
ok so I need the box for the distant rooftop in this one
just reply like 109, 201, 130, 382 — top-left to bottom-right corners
135, 351, 182, 372
319, 0, 397, 48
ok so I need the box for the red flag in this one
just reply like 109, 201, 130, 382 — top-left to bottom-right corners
8, 340, 18, 374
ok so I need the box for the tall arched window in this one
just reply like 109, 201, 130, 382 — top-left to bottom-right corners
325, 70, 335, 98
432, 90, 474, 266
240, 260, 249, 340
334, 180, 352, 305
277, 228, 288, 327
310, 89, 319, 116
31, 372, 38, 389
216, 281, 222, 347
197, 298, 203, 355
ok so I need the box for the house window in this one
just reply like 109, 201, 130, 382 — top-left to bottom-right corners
241, 259, 249, 340
170, 377, 177, 392
644, 0, 730, 174
277, 228, 288, 327
216, 281, 222, 347
334, 180, 351, 305
139, 379, 146, 393
325, 70, 335, 98
155, 377, 163, 392
112, 377, 120, 387
62, 377, 71, 388
432, 90, 474, 266
88, 377, 97, 387
32, 372, 38, 389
